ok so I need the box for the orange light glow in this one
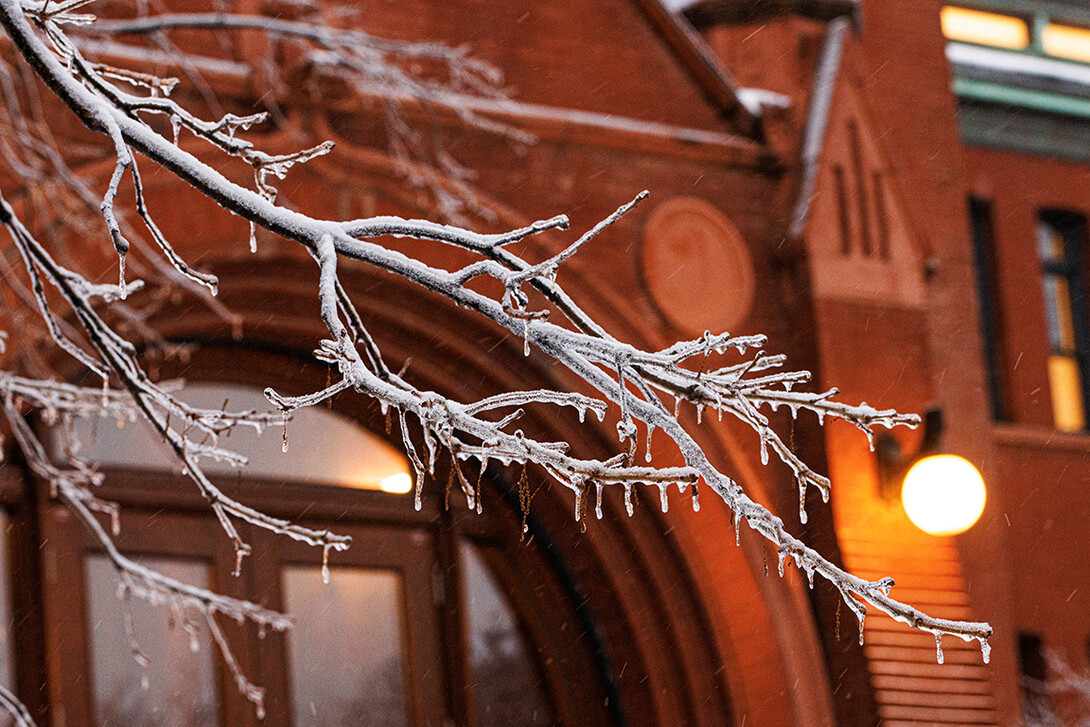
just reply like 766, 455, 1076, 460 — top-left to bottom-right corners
941, 6, 1029, 49
901, 455, 986, 536
378, 472, 414, 494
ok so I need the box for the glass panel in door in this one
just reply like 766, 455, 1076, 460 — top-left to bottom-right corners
85, 555, 220, 727
0, 512, 14, 727
282, 565, 409, 727
460, 542, 551, 727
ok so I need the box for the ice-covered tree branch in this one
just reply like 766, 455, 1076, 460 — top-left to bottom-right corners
72, 7, 530, 223
0, 0, 991, 720
0, 684, 35, 727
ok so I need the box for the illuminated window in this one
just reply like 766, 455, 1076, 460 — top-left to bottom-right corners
1037, 212, 1090, 431
941, 6, 1030, 49
1043, 22, 1090, 63
56, 382, 413, 493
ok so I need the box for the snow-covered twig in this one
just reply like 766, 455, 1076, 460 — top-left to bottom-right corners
0, 684, 36, 727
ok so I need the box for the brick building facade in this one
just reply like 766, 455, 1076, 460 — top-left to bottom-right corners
0, 0, 1085, 725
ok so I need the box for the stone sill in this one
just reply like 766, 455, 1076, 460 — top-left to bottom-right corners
992, 422, 1090, 452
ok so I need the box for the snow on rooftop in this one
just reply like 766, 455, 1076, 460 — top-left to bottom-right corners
660, 0, 702, 12
737, 87, 793, 115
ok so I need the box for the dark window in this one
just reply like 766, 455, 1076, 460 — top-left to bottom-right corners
1037, 211, 1090, 431
1017, 633, 1055, 726
833, 165, 852, 256
460, 542, 551, 727
968, 197, 1009, 421
848, 121, 872, 257
873, 172, 890, 260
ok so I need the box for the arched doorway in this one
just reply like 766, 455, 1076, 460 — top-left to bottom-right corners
37, 342, 622, 727
6, 144, 826, 726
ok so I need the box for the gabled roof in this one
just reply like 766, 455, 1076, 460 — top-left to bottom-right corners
681, 0, 859, 29
629, 0, 762, 137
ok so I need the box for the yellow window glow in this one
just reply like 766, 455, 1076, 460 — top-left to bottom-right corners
941, 6, 1030, 49
1048, 354, 1086, 431
1043, 23, 1090, 63
901, 455, 986, 536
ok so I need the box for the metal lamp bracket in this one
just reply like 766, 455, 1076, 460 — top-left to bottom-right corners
875, 407, 944, 502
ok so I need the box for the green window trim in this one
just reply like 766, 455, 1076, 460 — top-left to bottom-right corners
953, 76, 1090, 118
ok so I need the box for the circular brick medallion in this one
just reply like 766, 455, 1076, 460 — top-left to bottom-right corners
640, 197, 755, 335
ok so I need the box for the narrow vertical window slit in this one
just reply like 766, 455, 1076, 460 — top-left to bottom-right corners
968, 197, 1009, 421
834, 165, 852, 256
848, 121, 872, 257
873, 171, 890, 259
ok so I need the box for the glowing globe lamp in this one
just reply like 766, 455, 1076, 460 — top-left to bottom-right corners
901, 454, 986, 536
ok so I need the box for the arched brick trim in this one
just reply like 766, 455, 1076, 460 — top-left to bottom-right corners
142, 250, 844, 725
145, 256, 737, 726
